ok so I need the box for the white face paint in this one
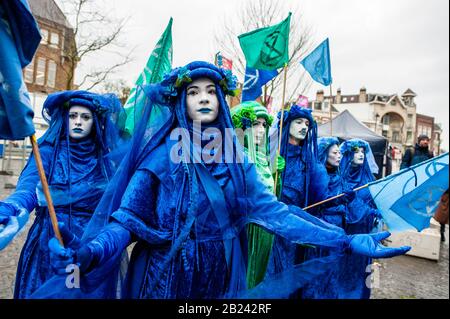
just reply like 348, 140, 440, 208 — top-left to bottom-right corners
289, 117, 309, 142
352, 147, 365, 166
186, 77, 219, 123
327, 144, 341, 167
252, 117, 267, 146
68, 105, 94, 139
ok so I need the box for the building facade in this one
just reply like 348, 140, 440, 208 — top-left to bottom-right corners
1, 0, 76, 175
310, 87, 423, 153
24, 0, 76, 138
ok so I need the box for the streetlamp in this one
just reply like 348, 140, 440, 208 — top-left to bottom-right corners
375, 113, 380, 133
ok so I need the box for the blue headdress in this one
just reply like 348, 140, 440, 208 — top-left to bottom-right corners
276, 105, 322, 205
35, 90, 124, 211
40, 90, 124, 152
277, 104, 317, 161
339, 138, 377, 188
317, 136, 340, 166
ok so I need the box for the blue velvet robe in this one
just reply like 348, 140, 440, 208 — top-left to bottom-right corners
301, 167, 349, 299
9, 138, 108, 298
266, 143, 328, 279
340, 166, 381, 299
109, 136, 350, 299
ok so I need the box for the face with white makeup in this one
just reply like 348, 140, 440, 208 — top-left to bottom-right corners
186, 77, 219, 123
289, 117, 309, 145
352, 147, 365, 166
68, 105, 94, 139
327, 144, 341, 167
252, 117, 267, 146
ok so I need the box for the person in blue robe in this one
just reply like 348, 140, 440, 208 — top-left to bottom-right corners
0, 90, 123, 298
301, 136, 355, 299
266, 105, 329, 283
42, 62, 409, 299
338, 138, 382, 299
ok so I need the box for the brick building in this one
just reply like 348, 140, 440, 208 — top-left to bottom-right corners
23, 0, 76, 138
1, 0, 76, 174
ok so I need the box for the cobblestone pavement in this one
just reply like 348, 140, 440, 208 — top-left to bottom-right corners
0, 175, 448, 299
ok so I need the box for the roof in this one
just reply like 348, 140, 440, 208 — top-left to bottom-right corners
332, 102, 375, 123
28, 0, 72, 29
318, 110, 387, 151
402, 88, 417, 97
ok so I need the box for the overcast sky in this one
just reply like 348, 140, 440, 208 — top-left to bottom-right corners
63, 0, 449, 150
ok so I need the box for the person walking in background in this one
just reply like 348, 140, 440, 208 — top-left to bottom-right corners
400, 134, 434, 170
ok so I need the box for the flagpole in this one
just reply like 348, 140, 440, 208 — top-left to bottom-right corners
30, 135, 63, 246
264, 85, 268, 107
329, 84, 333, 135
303, 183, 369, 211
273, 64, 288, 193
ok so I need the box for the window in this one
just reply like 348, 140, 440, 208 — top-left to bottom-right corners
323, 101, 329, 111
314, 102, 322, 111
406, 131, 412, 142
50, 32, 60, 48
407, 114, 413, 125
35, 57, 46, 85
342, 97, 348, 102
24, 58, 34, 83
382, 114, 390, 125
40, 29, 48, 44
392, 131, 401, 143
390, 99, 396, 106
47, 60, 57, 88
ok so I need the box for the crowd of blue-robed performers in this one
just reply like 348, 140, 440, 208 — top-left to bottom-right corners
0, 0, 418, 300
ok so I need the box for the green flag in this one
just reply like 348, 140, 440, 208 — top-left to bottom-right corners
123, 17, 173, 135
238, 13, 291, 71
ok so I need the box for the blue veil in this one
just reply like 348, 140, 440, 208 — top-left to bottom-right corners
339, 138, 377, 189
317, 136, 340, 166
276, 104, 327, 206
35, 90, 125, 207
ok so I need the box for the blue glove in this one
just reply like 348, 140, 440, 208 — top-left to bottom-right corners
349, 231, 411, 258
48, 222, 94, 275
0, 202, 30, 250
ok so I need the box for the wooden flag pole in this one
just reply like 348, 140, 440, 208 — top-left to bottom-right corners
30, 134, 64, 246
273, 64, 288, 192
302, 183, 369, 211
329, 84, 333, 135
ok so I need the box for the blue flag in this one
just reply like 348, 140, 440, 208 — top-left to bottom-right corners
368, 153, 449, 232
300, 38, 332, 86
0, 0, 41, 140
241, 67, 278, 102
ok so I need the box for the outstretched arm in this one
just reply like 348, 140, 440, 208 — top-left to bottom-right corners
244, 163, 410, 258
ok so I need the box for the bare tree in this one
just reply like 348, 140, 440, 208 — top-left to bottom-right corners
57, 0, 133, 90
99, 79, 131, 105
214, 0, 315, 108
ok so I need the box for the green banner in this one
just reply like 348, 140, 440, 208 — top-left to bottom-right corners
123, 17, 173, 135
238, 13, 291, 70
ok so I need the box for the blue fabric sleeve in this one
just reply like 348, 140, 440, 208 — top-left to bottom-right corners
87, 222, 131, 269
307, 162, 329, 205
244, 163, 350, 251
111, 168, 172, 245
3, 144, 52, 212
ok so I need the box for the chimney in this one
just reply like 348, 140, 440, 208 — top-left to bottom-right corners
336, 88, 342, 104
359, 87, 367, 103
316, 89, 324, 102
